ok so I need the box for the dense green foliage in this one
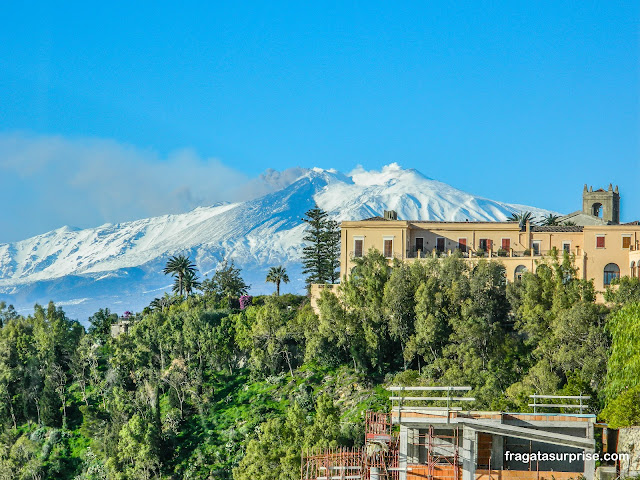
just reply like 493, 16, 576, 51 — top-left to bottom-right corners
0, 251, 639, 479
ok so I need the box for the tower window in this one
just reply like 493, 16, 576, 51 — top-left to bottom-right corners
592, 203, 603, 217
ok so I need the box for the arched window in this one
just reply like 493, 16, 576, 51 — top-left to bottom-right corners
514, 265, 527, 281
592, 203, 603, 217
631, 261, 636, 278
603, 263, 620, 286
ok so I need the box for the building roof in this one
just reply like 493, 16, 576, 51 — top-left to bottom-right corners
411, 220, 514, 224
359, 217, 515, 224
557, 211, 609, 226
531, 225, 584, 232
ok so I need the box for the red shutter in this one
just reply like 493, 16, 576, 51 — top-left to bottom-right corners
596, 236, 605, 248
502, 238, 510, 250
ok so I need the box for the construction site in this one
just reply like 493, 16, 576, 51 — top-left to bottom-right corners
301, 387, 613, 480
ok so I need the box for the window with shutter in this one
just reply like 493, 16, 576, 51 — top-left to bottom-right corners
384, 239, 393, 258
354, 239, 363, 257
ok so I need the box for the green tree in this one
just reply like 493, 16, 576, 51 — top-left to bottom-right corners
236, 298, 304, 376
180, 269, 201, 296
383, 261, 417, 368
306, 290, 362, 369
266, 265, 290, 296
405, 256, 466, 372
233, 407, 305, 480
604, 276, 640, 305
0, 301, 18, 328
117, 413, 161, 479
324, 218, 341, 284
202, 260, 249, 303
163, 254, 197, 297
302, 205, 330, 288
233, 395, 343, 480
340, 249, 392, 371
88, 308, 119, 344
301, 206, 340, 287
604, 303, 640, 402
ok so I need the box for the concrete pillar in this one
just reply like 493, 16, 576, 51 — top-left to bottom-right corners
490, 435, 503, 470
407, 428, 420, 464
462, 427, 477, 480
399, 425, 409, 480
407, 428, 415, 464
584, 423, 595, 480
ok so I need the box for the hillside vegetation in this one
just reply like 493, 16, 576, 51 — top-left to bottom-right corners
1, 251, 639, 479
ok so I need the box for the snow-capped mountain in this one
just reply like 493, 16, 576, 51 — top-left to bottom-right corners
0, 164, 556, 321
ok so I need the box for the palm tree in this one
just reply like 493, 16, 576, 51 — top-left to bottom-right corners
266, 266, 289, 296
150, 294, 174, 312
540, 214, 561, 226
182, 269, 201, 296
507, 211, 536, 228
163, 254, 197, 297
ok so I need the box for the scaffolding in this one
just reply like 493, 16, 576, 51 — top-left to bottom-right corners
300, 446, 400, 480
301, 412, 400, 480
426, 426, 460, 480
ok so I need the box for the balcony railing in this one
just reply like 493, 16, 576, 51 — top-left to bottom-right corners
350, 247, 583, 261
349, 251, 402, 260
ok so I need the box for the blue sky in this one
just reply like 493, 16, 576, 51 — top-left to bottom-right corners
0, 1, 638, 241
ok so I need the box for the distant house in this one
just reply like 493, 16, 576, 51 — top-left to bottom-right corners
110, 317, 131, 337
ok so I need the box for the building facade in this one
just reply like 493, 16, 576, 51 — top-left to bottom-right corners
338, 186, 640, 294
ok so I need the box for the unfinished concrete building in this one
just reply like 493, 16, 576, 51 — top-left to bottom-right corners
302, 387, 602, 480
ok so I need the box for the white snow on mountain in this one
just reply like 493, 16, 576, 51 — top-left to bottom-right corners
0, 164, 557, 321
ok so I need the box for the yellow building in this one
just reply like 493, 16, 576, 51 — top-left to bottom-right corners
336, 185, 640, 295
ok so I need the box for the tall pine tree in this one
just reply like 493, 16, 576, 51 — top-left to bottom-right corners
302, 206, 328, 287
324, 219, 341, 284
301, 206, 340, 288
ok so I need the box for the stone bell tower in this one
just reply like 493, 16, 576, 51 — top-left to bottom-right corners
582, 184, 620, 224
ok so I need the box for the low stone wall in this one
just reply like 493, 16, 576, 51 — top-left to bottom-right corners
618, 427, 640, 478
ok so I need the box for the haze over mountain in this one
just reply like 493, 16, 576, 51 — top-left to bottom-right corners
0, 164, 556, 321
